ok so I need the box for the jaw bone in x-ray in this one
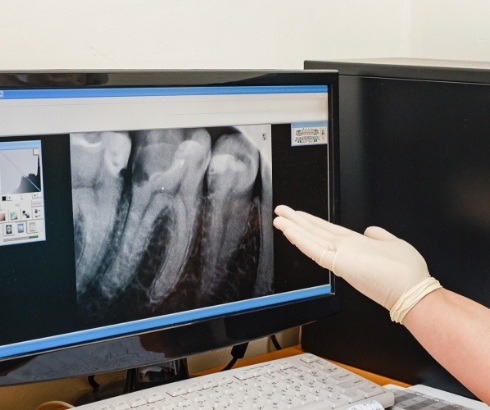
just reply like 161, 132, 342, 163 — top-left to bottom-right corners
72, 125, 273, 322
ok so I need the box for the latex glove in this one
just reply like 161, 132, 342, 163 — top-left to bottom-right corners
273, 205, 442, 323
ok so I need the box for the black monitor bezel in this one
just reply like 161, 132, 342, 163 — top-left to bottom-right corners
0, 70, 340, 385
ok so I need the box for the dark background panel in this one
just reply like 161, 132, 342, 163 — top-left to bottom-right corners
0, 135, 77, 345
271, 124, 332, 292
303, 60, 490, 399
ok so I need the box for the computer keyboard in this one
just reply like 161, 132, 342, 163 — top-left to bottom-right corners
386, 386, 485, 410
75, 353, 395, 409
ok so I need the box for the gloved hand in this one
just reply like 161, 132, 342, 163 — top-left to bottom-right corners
273, 205, 442, 323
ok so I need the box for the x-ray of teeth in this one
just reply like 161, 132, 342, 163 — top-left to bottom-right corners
198, 132, 260, 303
71, 131, 132, 294
72, 125, 273, 323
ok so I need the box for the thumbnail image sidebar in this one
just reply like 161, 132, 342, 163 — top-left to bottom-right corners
0, 140, 46, 246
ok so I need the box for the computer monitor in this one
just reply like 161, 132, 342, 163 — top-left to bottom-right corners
0, 70, 340, 387
303, 59, 490, 398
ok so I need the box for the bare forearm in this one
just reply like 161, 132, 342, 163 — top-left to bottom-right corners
403, 288, 490, 403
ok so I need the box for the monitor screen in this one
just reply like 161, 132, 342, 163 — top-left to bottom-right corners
0, 70, 340, 385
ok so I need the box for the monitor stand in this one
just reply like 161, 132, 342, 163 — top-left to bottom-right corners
73, 358, 189, 406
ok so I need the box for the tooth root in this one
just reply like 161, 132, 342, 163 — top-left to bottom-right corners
199, 132, 260, 299
71, 132, 131, 295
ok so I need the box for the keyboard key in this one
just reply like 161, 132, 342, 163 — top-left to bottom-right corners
137, 405, 160, 410
297, 391, 318, 406
357, 383, 386, 397
323, 393, 351, 408
342, 389, 365, 403
166, 386, 188, 397
337, 377, 367, 391
330, 370, 356, 383
159, 404, 178, 410
300, 353, 320, 363
144, 392, 163, 403
112, 401, 131, 409
128, 397, 147, 407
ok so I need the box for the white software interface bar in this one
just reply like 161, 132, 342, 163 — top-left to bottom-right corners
0, 92, 328, 137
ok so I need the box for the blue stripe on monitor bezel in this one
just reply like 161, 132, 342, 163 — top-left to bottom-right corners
0, 284, 331, 360
0, 85, 328, 100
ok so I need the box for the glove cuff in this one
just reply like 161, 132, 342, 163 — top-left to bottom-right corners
390, 277, 442, 324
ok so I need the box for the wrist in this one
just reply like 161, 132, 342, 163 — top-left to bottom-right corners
390, 277, 443, 324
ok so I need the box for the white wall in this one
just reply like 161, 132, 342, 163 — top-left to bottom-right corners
2, 1, 490, 70
408, 0, 490, 61
1, 0, 407, 70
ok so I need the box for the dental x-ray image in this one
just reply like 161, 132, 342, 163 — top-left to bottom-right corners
71, 125, 273, 325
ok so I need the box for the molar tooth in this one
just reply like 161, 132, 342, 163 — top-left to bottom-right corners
199, 132, 260, 302
148, 130, 211, 303
101, 128, 212, 302
71, 131, 131, 295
